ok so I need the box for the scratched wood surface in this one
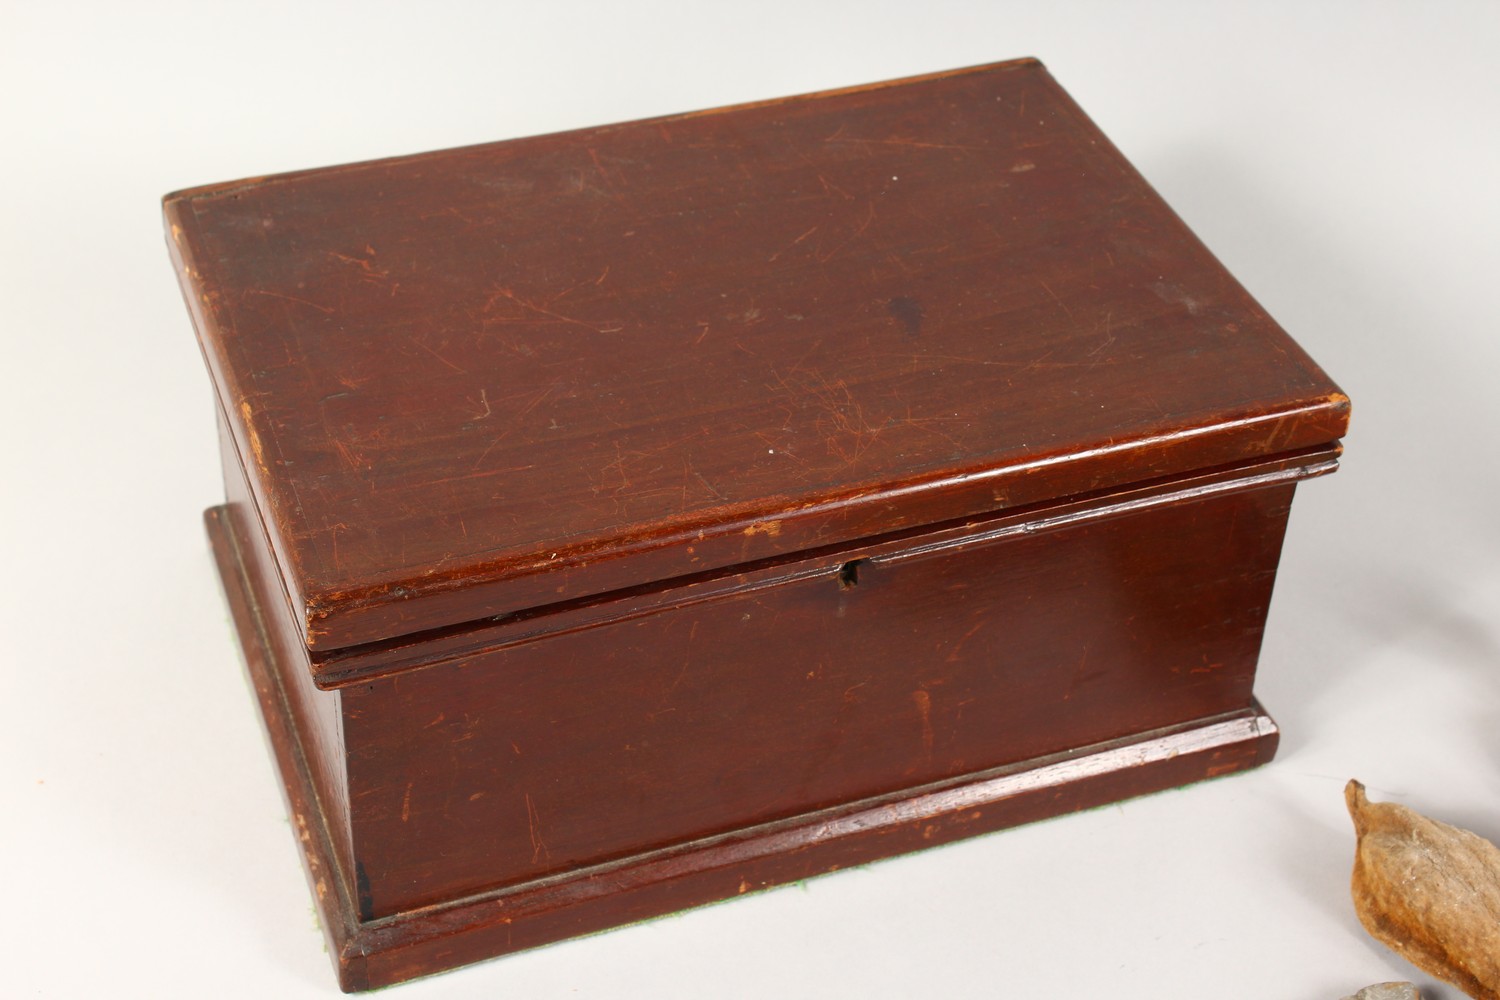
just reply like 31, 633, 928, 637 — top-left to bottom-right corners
342, 478, 1301, 919
165, 57, 1347, 652
208, 484, 1286, 990
178, 58, 1353, 991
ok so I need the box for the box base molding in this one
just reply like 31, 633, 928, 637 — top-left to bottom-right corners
207, 504, 1281, 993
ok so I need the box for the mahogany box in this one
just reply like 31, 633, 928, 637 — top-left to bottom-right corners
165, 58, 1349, 990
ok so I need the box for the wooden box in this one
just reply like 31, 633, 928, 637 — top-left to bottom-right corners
165, 58, 1349, 991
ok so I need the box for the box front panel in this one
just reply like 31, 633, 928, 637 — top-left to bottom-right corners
343, 483, 1294, 919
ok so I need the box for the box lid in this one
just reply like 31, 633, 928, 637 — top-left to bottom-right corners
166, 57, 1348, 653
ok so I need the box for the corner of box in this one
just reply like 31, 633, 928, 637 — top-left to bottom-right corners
334, 938, 373, 993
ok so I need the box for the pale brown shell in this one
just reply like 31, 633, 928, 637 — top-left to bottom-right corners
1347, 780, 1500, 1000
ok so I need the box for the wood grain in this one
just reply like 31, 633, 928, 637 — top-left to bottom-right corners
167, 57, 1347, 651
176, 57, 1350, 991
210, 497, 1281, 991
341, 469, 1309, 918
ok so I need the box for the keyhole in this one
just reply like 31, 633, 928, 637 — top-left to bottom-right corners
837, 559, 866, 590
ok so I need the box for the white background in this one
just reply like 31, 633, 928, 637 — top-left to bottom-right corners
4, 2, 1499, 997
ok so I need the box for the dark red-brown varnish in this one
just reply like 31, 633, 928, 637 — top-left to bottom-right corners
169, 57, 1349, 990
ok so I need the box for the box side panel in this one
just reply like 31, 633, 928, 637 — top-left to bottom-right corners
217, 410, 354, 881
342, 481, 1294, 919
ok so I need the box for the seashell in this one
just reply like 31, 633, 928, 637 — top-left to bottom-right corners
1347, 780, 1500, 1000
